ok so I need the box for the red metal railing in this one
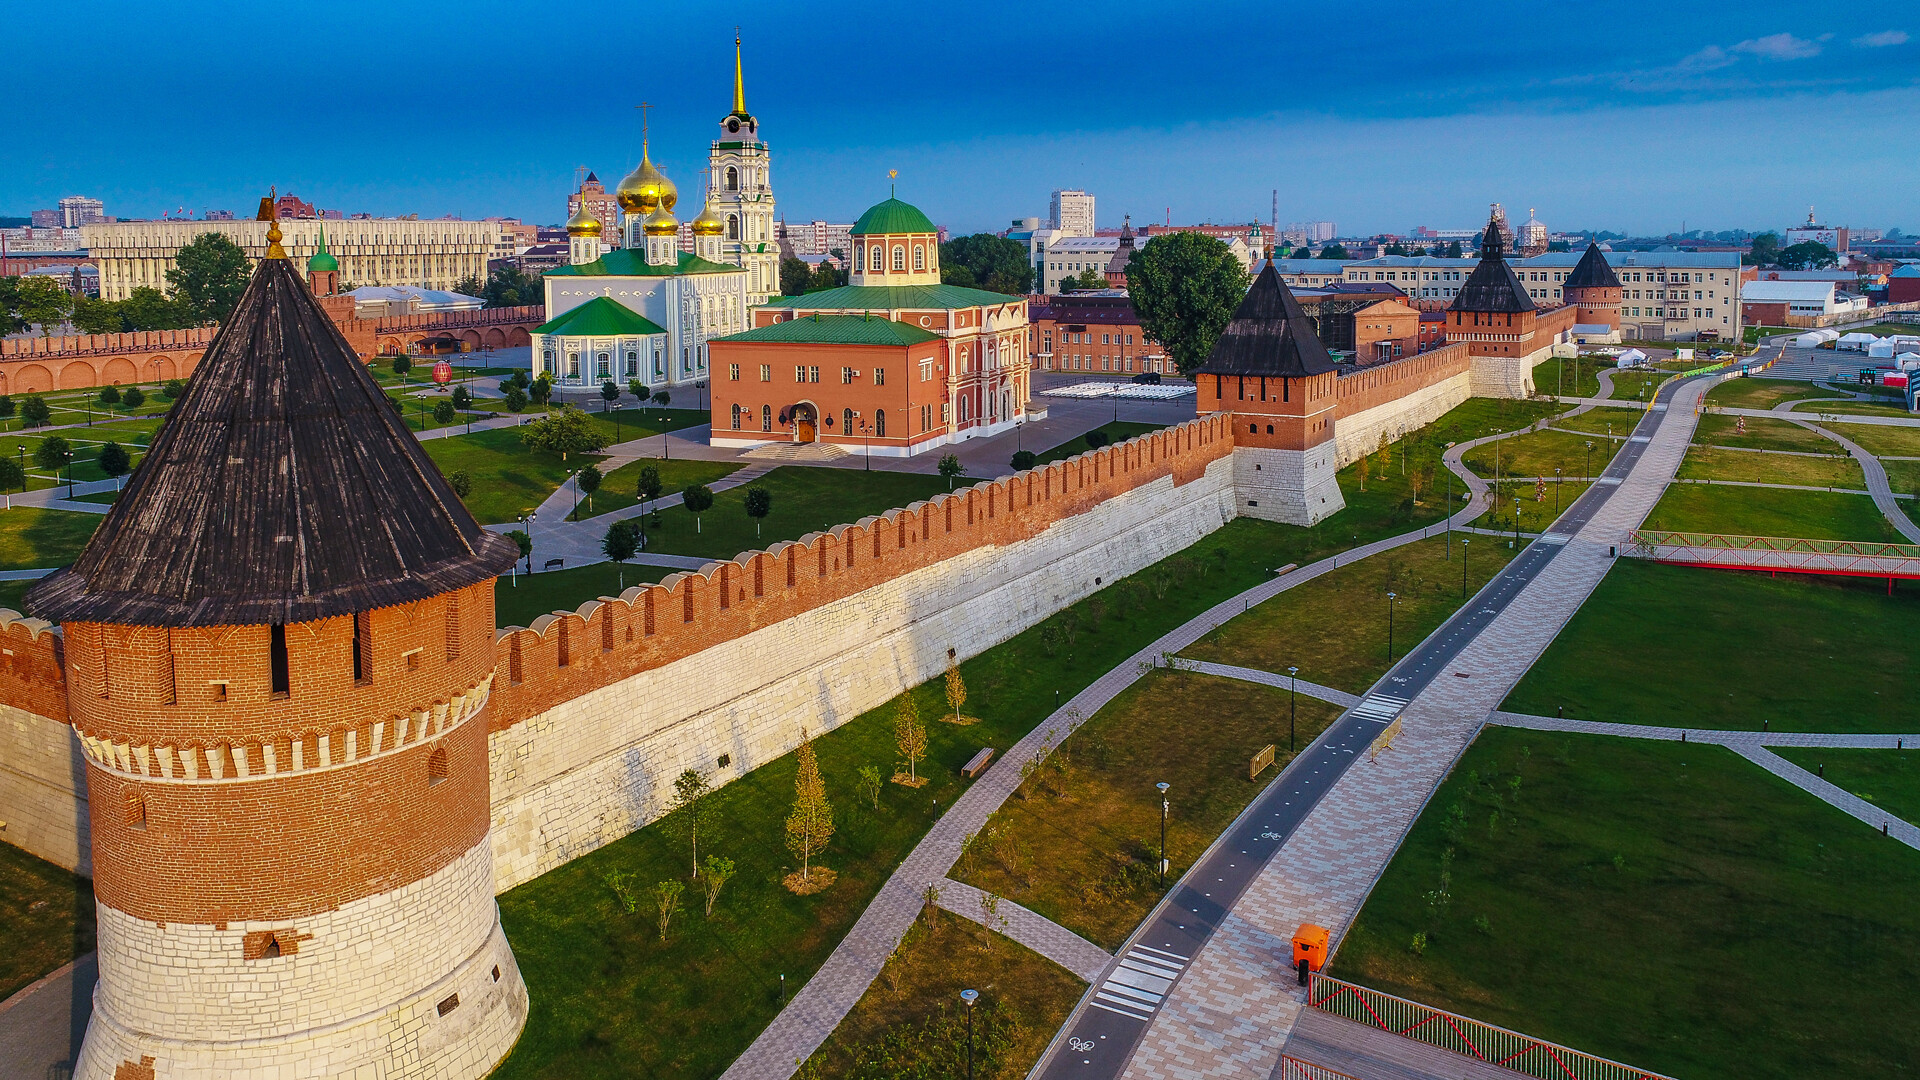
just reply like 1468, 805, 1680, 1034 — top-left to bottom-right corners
1628, 530, 1920, 579
1307, 972, 1675, 1080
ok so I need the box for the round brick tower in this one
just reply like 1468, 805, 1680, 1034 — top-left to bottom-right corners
27, 206, 527, 1080
1563, 241, 1623, 332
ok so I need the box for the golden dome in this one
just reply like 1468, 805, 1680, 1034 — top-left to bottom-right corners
616, 150, 678, 215
643, 206, 679, 236
691, 203, 725, 237
565, 202, 602, 237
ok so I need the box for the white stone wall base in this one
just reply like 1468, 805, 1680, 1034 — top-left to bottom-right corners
0, 702, 90, 876
1469, 350, 1547, 398
1231, 444, 1344, 526
1332, 371, 1472, 468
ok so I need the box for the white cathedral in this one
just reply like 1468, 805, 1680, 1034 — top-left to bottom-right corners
534, 38, 778, 392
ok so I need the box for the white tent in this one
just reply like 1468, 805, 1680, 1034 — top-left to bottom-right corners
1616, 348, 1648, 368
1795, 329, 1840, 347
1868, 340, 1896, 359
1837, 332, 1879, 351
1898, 351, 1920, 371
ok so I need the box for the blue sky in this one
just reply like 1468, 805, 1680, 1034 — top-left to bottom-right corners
6, 1, 1915, 236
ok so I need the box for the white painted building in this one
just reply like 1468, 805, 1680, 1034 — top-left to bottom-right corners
1051, 189, 1095, 237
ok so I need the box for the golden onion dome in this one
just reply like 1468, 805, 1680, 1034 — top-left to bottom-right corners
565, 201, 602, 237
616, 150, 678, 215
691, 204, 725, 237
643, 206, 679, 236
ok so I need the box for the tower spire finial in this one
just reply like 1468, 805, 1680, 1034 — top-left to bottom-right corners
258, 185, 286, 259
732, 29, 747, 118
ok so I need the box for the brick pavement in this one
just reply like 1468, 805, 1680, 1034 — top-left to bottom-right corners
1114, 379, 1712, 1080
934, 878, 1112, 983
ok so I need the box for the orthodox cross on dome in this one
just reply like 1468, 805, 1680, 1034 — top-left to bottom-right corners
888, 169, 898, 197
634, 101, 652, 156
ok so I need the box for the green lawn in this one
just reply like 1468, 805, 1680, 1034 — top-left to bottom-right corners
1827, 422, 1920, 458
1506, 560, 1918, 732
1692, 413, 1837, 454
953, 670, 1345, 950
495, 561, 674, 629
803, 906, 1084, 1080
1772, 748, 1920, 827
0, 841, 95, 1004
1676, 445, 1864, 489
1844, 322, 1920, 338
1532, 357, 1608, 400
1705, 377, 1835, 410
1743, 324, 1796, 343
635, 466, 951, 561
583, 458, 742, 519
1545, 406, 1645, 439
1462, 428, 1621, 483
585, 406, 712, 447
1330, 728, 1920, 1080
0, 578, 32, 614
1470, 480, 1594, 534
1881, 460, 1920, 499
0, 507, 101, 571
1642, 483, 1899, 542
420, 426, 599, 525
1606, 369, 1671, 401
1036, 421, 1168, 465
1180, 535, 1517, 694
493, 515, 1409, 1080
1793, 399, 1916, 419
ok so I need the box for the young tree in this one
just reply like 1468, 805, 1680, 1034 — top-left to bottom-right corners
450, 385, 474, 410
701, 855, 735, 916
433, 399, 457, 425
575, 463, 603, 513
35, 435, 73, 477
520, 405, 612, 457
938, 453, 965, 490
681, 483, 714, 530
1127, 231, 1250, 375
19, 394, 51, 427
743, 485, 772, 537
503, 385, 529, 413
530, 374, 553, 407
0, 456, 24, 492
600, 380, 620, 409
785, 729, 835, 884
1010, 449, 1037, 472
448, 469, 473, 498
506, 529, 532, 572
894, 697, 927, 784
97, 441, 131, 480
629, 378, 649, 401
636, 465, 663, 517
670, 768, 712, 878
98, 385, 122, 409
121, 387, 145, 411
166, 232, 251, 324
602, 517, 642, 563
944, 660, 968, 724
654, 879, 685, 942
651, 390, 672, 409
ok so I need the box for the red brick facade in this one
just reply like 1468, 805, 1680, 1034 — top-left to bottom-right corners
709, 338, 948, 451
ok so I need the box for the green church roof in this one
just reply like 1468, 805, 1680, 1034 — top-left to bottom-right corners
760, 283, 1022, 311
534, 296, 667, 337
851, 197, 937, 236
546, 249, 744, 278
715, 314, 942, 347
307, 225, 338, 273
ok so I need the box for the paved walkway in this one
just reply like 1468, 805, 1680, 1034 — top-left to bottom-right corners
718, 508, 1489, 1080
934, 878, 1112, 984
1779, 417, 1920, 542
1170, 660, 1359, 710
1107, 376, 1712, 1080
0, 953, 94, 1080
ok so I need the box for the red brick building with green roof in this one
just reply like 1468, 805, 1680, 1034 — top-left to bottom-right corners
707, 195, 1033, 457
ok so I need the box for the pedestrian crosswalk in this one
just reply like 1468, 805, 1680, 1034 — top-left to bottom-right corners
1090, 945, 1189, 1022
1538, 533, 1570, 546
1350, 694, 1409, 724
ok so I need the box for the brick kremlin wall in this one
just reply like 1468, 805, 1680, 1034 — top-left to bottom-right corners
1331, 342, 1473, 466
0, 613, 88, 874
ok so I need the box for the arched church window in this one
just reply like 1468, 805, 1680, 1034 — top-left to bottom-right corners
913, 245, 925, 271
761, 404, 772, 432
727, 215, 740, 241
731, 404, 742, 429
843, 408, 855, 435
870, 246, 883, 271
892, 246, 906, 272
875, 409, 886, 437
726, 166, 738, 191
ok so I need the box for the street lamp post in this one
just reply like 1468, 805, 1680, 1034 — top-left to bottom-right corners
1156, 782, 1170, 885
961, 989, 979, 1080
1585, 440, 1594, 481
1386, 592, 1397, 662
1287, 666, 1299, 752
613, 402, 622, 443
1514, 497, 1522, 548
1554, 466, 1562, 512
1461, 538, 1470, 599
517, 510, 537, 576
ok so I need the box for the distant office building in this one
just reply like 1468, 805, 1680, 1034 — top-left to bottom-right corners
1043, 235, 1121, 294
567, 173, 623, 249
1785, 209, 1850, 252
273, 193, 318, 219
30, 209, 59, 228
203, 209, 236, 221
1051, 189, 1095, 236
1740, 280, 1867, 322
778, 219, 856, 259
58, 196, 106, 228
1284, 221, 1337, 243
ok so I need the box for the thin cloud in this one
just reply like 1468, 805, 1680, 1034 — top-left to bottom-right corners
1732, 33, 1821, 60
1853, 30, 1909, 48
1672, 45, 1736, 73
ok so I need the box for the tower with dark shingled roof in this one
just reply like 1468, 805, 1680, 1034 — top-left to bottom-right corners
1442, 205, 1580, 396
1564, 241, 1624, 338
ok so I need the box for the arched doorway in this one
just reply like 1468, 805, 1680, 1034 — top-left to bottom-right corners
791, 403, 817, 443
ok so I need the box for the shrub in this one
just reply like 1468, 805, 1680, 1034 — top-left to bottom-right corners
448, 470, 473, 498
121, 387, 145, 411
161, 378, 186, 398
433, 400, 457, 425
19, 394, 51, 427
1010, 449, 1037, 471
503, 385, 528, 412
97, 441, 131, 479
1083, 429, 1111, 450
97, 385, 121, 407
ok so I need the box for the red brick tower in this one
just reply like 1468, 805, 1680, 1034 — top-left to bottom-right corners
1193, 261, 1345, 524
1563, 241, 1623, 332
1447, 207, 1547, 396
26, 205, 527, 1080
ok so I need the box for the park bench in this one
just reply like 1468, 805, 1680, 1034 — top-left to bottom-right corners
543, 558, 565, 572
961, 747, 994, 779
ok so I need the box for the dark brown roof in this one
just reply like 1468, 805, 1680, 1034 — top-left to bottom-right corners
1193, 261, 1336, 378
1449, 210, 1535, 314
28, 257, 516, 628
1564, 242, 1622, 289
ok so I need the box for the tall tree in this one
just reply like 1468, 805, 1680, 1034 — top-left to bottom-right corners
452, 273, 485, 298
1318, 243, 1351, 260
1778, 241, 1838, 271
601, 517, 642, 563
940, 234, 1032, 294
167, 233, 251, 325
808, 261, 848, 291
97, 441, 131, 480
784, 729, 835, 884
1444, 241, 1464, 258
481, 265, 545, 308
1749, 232, 1782, 268
2, 276, 73, 337
519, 405, 611, 457
779, 255, 814, 298
1126, 231, 1250, 375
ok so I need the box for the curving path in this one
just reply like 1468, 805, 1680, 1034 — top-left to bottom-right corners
1778, 417, 1920, 542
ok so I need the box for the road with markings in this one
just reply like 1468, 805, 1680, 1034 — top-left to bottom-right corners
1036, 377, 1695, 1080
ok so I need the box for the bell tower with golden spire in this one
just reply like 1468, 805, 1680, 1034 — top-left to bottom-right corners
710, 30, 777, 303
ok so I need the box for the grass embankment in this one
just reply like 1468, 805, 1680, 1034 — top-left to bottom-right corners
0, 507, 102, 571
1545, 406, 1644, 439
0, 842, 95, 1003
1463, 427, 1621, 482
632, 466, 952, 561
1704, 377, 1834, 410
953, 670, 1344, 950
582, 459, 741, 518
1642, 483, 1899, 542
1180, 535, 1517, 694
1506, 560, 1918, 732
1036, 421, 1169, 465
801, 907, 1084, 1080
1793, 399, 1915, 419
1606, 369, 1670, 401
1827, 422, 1920, 458
1693, 413, 1837, 453
421, 427, 595, 525
1772, 748, 1920, 826
1533, 357, 1609, 400
495, 562, 674, 628
1330, 727, 1920, 1080
1880, 460, 1920, 499
495, 515, 1378, 1080
1675, 445, 1864, 489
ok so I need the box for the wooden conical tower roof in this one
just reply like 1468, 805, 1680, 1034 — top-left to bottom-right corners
1193, 260, 1337, 378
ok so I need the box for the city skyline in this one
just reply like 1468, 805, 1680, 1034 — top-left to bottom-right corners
4, 1, 1916, 235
